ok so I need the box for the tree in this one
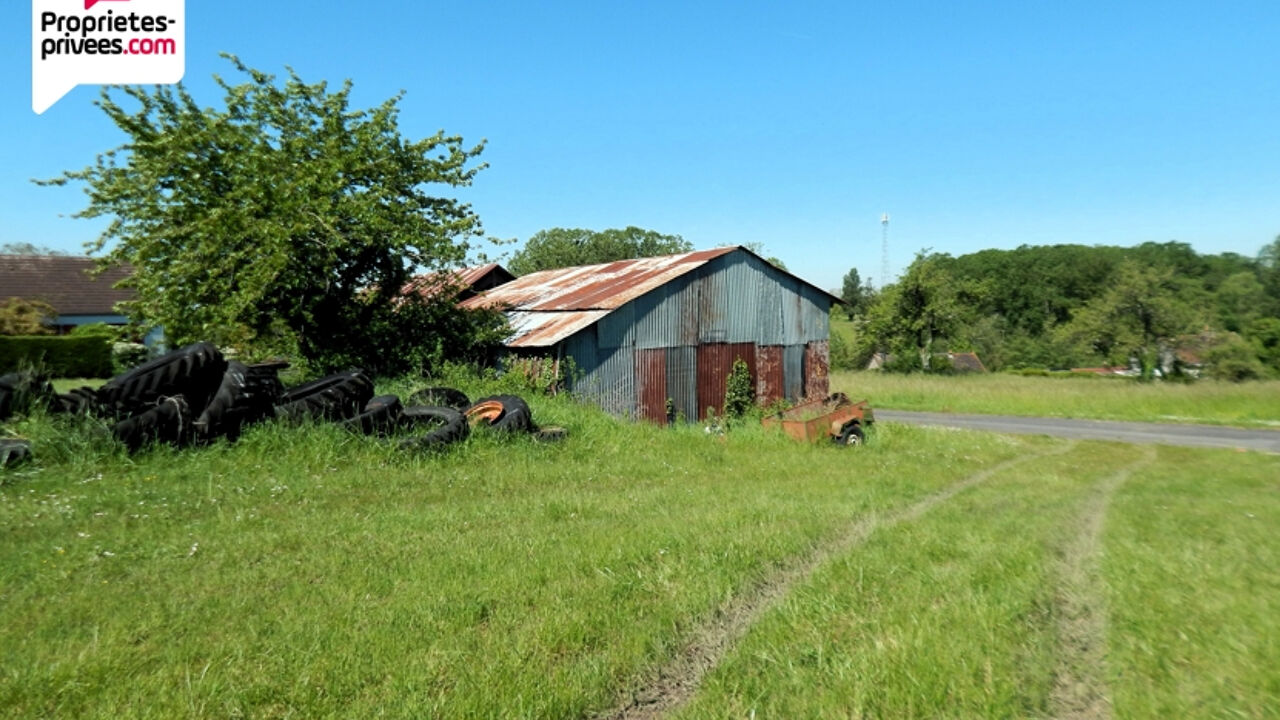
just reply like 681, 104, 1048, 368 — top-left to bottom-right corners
839, 267, 874, 318
0, 243, 65, 256
865, 251, 971, 369
507, 227, 691, 275
39, 55, 499, 374
0, 298, 56, 335
1057, 261, 1200, 379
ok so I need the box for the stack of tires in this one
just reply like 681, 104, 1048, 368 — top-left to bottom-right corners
3, 342, 568, 463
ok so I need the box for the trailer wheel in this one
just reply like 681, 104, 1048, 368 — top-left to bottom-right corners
834, 421, 864, 447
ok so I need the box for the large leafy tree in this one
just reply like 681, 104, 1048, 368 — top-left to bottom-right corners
1057, 261, 1200, 378
40, 56, 499, 374
507, 227, 691, 275
864, 251, 975, 369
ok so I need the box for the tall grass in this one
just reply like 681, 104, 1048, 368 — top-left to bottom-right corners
1103, 448, 1280, 717
676, 441, 1140, 718
833, 370, 1280, 427
0, 387, 1031, 718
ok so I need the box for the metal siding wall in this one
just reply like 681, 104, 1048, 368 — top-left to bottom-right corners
783, 344, 804, 402
588, 345, 636, 416
756, 345, 785, 406
799, 285, 832, 343
631, 287, 667, 350
561, 326, 599, 385
696, 342, 756, 419
804, 340, 830, 399
665, 346, 697, 422
757, 262, 784, 346
697, 264, 728, 344
779, 275, 806, 346
596, 302, 635, 349
635, 348, 667, 424
721, 254, 766, 344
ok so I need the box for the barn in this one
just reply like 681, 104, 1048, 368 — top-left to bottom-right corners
460, 246, 841, 423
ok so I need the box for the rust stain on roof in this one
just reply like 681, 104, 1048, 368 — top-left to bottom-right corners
505, 310, 610, 348
460, 247, 736, 312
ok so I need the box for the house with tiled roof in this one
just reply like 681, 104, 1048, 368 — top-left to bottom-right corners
0, 255, 134, 333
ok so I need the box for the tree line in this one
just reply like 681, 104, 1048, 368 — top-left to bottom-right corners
836, 239, 1280, 380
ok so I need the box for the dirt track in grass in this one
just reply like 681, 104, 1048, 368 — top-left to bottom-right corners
601, 442, 1079, 720
1048, 445, 1157, 720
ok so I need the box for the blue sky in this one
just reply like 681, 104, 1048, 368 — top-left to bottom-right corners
4, 1, 1278, 292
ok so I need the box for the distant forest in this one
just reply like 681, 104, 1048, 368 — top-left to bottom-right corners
835, 238, 1280, 380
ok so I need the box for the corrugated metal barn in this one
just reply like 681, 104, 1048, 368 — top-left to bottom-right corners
460, 246, 840, 423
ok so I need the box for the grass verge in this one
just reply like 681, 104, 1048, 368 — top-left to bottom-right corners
832, 371, 1280, 428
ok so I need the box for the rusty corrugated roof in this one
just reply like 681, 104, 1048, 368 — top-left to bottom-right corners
401, 262, 515, 300
460, 247, 737, 313
463, 246, 840, 348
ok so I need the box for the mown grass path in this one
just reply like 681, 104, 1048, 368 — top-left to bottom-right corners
1048, 446, 1156, 720
605, 443, 1080, 719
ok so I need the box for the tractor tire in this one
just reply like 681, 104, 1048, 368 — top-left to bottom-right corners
243, 361, 288, 408
0, 372, 57, 420
340, 394, 403, 435
275, 370, 374, 422
52, 386, 100, 416
0, 438, 32, 469
406, 387, 471, 412
467, 394, 532, 433
398, 405, 469, 449
97, 342, 226, 419
112, 395, 195, 452
195, 361, 279, 443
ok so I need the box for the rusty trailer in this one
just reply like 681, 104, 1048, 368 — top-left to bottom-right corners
763, 393, 874, 446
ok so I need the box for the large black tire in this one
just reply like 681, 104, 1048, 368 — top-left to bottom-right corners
340, 394, 404, 435
0, 372, 57, 420
406, 387, 471, 412
398, 405, 469, 449
468, 394, 533, 433
275, 370, 374, 422
52, 386, 100, 416
0, 438, 32, 469
195, 361, 280, 443
112, 395, 195, 452
244, 361, 288, 407
97, 342, 226, 419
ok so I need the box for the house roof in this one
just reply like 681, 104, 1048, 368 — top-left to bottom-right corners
0, 255, 134, 316
401, 262, 515, 301
460, 246, 840, 348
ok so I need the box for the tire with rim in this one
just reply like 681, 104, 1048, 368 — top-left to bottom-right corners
340, 394, 404, 435
97, 342, 226, 419
467, 394, 532, 433
406, 387, 471, 412
112, 395, 195, 452
398, 405, 469, 449
275, 370, 374, 422
833, 421, 864, 447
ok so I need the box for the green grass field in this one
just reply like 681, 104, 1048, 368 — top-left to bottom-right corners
832, 370, 1280, 428
2, 377, 1277, 718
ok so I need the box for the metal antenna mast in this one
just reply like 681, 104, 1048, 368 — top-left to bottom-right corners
880, 213, 890, 288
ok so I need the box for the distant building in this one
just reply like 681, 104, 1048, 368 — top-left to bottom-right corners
401, 263, 515, 303
867, 351, 987, 373
2, 254, 129, 328
462, 246, 841, 423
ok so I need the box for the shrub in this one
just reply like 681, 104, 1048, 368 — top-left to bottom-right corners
724, 357, 755, 419
0, 335, 112, 377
